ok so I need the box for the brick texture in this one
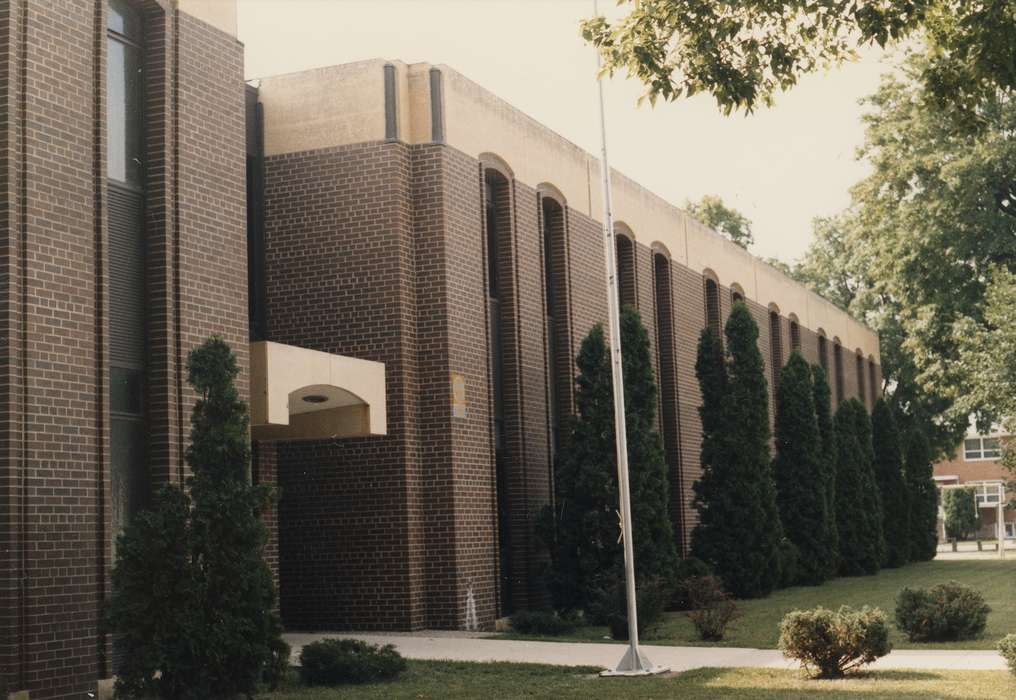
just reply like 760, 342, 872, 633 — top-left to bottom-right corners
0, 5, 245, 697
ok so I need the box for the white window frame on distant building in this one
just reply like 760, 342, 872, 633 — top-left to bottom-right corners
964, 436, 1002, 461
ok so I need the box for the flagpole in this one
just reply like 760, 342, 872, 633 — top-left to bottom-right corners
592, 0, 667, 677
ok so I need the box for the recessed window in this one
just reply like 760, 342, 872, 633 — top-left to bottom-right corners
704, 278, 721, 339
790, 320, 801, 352
964, 437, 1002, 461
769, 310, 783, 389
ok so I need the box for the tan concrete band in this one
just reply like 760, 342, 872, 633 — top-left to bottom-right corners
254, 59, 879, 360
179, 0, 238, 37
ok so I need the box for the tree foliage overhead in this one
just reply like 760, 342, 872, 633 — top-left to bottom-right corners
772, 352, 830, 585
871, 399, 910, 568
543, 307, 679, 612
582, 1, 1016, 116
685, 194, 754, 249
692, 302, 782, 598
106, 338, 285, 699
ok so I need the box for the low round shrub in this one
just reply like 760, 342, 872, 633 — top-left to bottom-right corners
590, 575, 670, 641
998, 634, 1016, 676
894, 581, 990, 642
298, 638, 406, 686
778, 606, 891, 678
685, 575, 741, 641
510, 609, 579, 635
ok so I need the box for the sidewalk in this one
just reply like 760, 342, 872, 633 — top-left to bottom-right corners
282, 631, 1008, 672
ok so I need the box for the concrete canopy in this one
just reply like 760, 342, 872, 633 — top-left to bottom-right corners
250, 341, 387, 440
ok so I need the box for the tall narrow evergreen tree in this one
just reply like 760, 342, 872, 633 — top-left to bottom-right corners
772, 352, 828, 585
693, 302, 781, 598
690, 326, 731, 580
812, 365, 839, 578
904, 428, 940, 561
834, 399, 884, 575
871, 399, 909, 567
545, 307, 678, 610
854, 401, 887, 569
106, 338, 285, 698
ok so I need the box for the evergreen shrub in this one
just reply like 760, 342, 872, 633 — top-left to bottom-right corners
778, 606, 891, 678
509, 609, 579, 636
298, 639, 406, 686
591, 575, 670, 641
997, 635, 1016, 676
895, 582, 990, 642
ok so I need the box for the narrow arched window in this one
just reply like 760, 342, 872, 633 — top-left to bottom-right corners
769, 310, 783, 389
731, 289, 743, 304
653, 252, 683, 546
818, 332, 828, 373
704, 277, 721, 340
856, 352, 867, 407
484, 166, 512, 613
615, 233, 636, 309
541, 195, 569, 457
833, 340, 844, 405
790, 319, 801, 352
869, 358, 878, 403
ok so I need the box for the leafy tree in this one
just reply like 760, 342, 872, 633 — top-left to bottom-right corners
812, 365, 839, 578
943, 487, 979, 542
692, 302, 781, 598
106, 338, 286, 698
771, 352, 829, 585
685, 195, 754, 249
871, 399, 910, 568
834, 399, 884, 576
581, 1, 1016, 116
544, 307, 678, 611
953, 265, 1016, 469
904, 428, 939, 561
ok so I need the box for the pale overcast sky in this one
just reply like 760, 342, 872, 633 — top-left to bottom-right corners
237, 0, 893, 264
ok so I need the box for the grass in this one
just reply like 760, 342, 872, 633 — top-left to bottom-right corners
497, 558, 1016, 649
262, 661, 1014, 699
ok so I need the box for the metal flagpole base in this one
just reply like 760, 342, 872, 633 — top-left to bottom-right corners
599, 645, 670, 677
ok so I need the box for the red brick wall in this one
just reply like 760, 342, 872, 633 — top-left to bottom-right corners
0, 5, 245, 696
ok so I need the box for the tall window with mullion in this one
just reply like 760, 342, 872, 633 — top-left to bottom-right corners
107, 0, 148, 543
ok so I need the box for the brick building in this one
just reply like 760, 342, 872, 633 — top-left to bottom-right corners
248, 60, 882, 636
0, 4, 881, 695
934, 428, 1015, 542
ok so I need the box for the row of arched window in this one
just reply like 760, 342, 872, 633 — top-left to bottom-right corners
704, 273, 879, 409
480, 157, 880, 609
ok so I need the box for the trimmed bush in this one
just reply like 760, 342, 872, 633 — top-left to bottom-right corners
812, 365, 839, 579
778, 606, 891, 678
997, 634, 1016, 676
894, 582, 990, 642
905, 428, 939, 562
509, 609, 579, 636
871, 399, 909, 568
686, 575, 741, 641
591, 575, 670, 641
671, 556, 713, 610
834, 400, 884, 576
542, 308, 678, 611
299, 639, 406, 686
692, 303, 782, 599
772, 352, 829, 586
943, 488, 979, 543
105, 338, 285, 699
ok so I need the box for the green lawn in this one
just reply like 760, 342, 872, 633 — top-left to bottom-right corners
498, 559, 1016, 649
263, 661, 1013, 699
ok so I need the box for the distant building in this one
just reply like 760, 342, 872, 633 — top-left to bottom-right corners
934, 428, 1014, 541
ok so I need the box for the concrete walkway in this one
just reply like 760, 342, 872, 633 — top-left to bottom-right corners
282, 631, 1008, 672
